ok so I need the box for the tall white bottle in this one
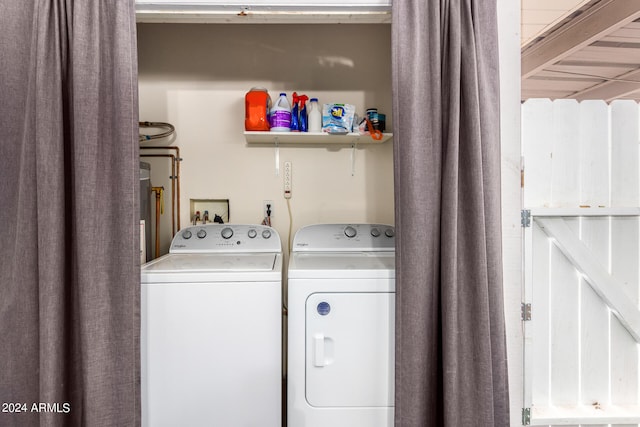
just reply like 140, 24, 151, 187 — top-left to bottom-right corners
308, 98, 322, 133
270, 93, 292, 132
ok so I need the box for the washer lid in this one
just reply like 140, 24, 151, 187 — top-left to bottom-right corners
288, 252, 395, 279
143, 253, 279, 273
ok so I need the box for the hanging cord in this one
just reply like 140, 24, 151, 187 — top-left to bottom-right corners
280, 197, 294, 314
287, 198, 293, 255
139, 121, 175, 142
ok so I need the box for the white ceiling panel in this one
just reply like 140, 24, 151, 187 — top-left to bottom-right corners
521, 0, 640, 101
521, 0, 591, 46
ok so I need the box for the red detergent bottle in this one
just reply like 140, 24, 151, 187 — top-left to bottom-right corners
245, 88, 272, 131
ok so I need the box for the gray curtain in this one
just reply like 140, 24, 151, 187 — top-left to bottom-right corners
0, 1, 140, 426
392, 1, 509, 425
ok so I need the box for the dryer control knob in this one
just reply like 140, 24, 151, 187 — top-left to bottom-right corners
371, 227, 381, 237
247, 229, 257, 239
197, 229, 207, 239
385, 228, 395, 238
182, 230, 192, 239
344, 226, 357, 238
261, 229, 272, 239
221, 227, 234, 239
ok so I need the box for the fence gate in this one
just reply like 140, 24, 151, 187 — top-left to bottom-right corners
522, 99, 640, 426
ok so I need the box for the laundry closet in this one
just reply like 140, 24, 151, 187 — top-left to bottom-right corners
137, 11, 395, 258
137, 3, 396, 426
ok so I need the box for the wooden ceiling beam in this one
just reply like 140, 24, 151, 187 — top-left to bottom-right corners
572, 67, 640, 101
522, 0, 640, 79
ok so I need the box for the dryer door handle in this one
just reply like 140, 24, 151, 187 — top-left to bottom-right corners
313, 333, 325, 367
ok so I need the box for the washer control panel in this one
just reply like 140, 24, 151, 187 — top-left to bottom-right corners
292, 224, 395, 252
170, 224, 281, 253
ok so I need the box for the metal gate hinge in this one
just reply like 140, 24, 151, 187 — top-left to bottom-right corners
521, 303, 532, 321
521, 209, 531, 228
522, 407, 531, 425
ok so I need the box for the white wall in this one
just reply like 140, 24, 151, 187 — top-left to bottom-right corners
137, 23, 394, 256
498, 0, 524, 424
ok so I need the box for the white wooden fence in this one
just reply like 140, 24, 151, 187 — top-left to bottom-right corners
522, 99, 640, 426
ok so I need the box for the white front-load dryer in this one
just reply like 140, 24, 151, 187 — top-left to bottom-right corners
287, 224, 395, 427
141, 224, 282, 427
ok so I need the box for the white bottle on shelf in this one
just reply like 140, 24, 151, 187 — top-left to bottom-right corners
308, 98, 322, 133
269, 93, 292, 132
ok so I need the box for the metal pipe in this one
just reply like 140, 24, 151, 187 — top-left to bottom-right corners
140, 146, 181, 230
151, 186, 164, 258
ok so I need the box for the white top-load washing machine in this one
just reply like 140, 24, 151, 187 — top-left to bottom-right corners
287, 223, 395, 427
141, 224, 282, 427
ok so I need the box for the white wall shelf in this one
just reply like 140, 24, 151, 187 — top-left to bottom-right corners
244, 131, 393, 146
136, 2, 391, 24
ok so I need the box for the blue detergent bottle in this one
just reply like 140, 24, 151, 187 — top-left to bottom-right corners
290, 92, 300, 132
298, 94, 309, 132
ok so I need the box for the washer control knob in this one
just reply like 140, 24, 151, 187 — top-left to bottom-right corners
247, 229, 257, 239
262, 229, 272, 239
344, 226, 357, 238
385, 228, 395, 238
182, 230, 192, 239
371, 227, 381, 237
221, 227, 234, 239
197, 229, 207, 239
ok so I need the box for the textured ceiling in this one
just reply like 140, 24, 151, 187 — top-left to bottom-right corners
521, 0, 640, 101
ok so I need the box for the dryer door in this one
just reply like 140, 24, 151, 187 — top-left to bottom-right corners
305, 292, 395, 407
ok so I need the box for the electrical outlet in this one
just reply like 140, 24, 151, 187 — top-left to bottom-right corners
284, 161, 292, 199
263, 200, 273, 218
